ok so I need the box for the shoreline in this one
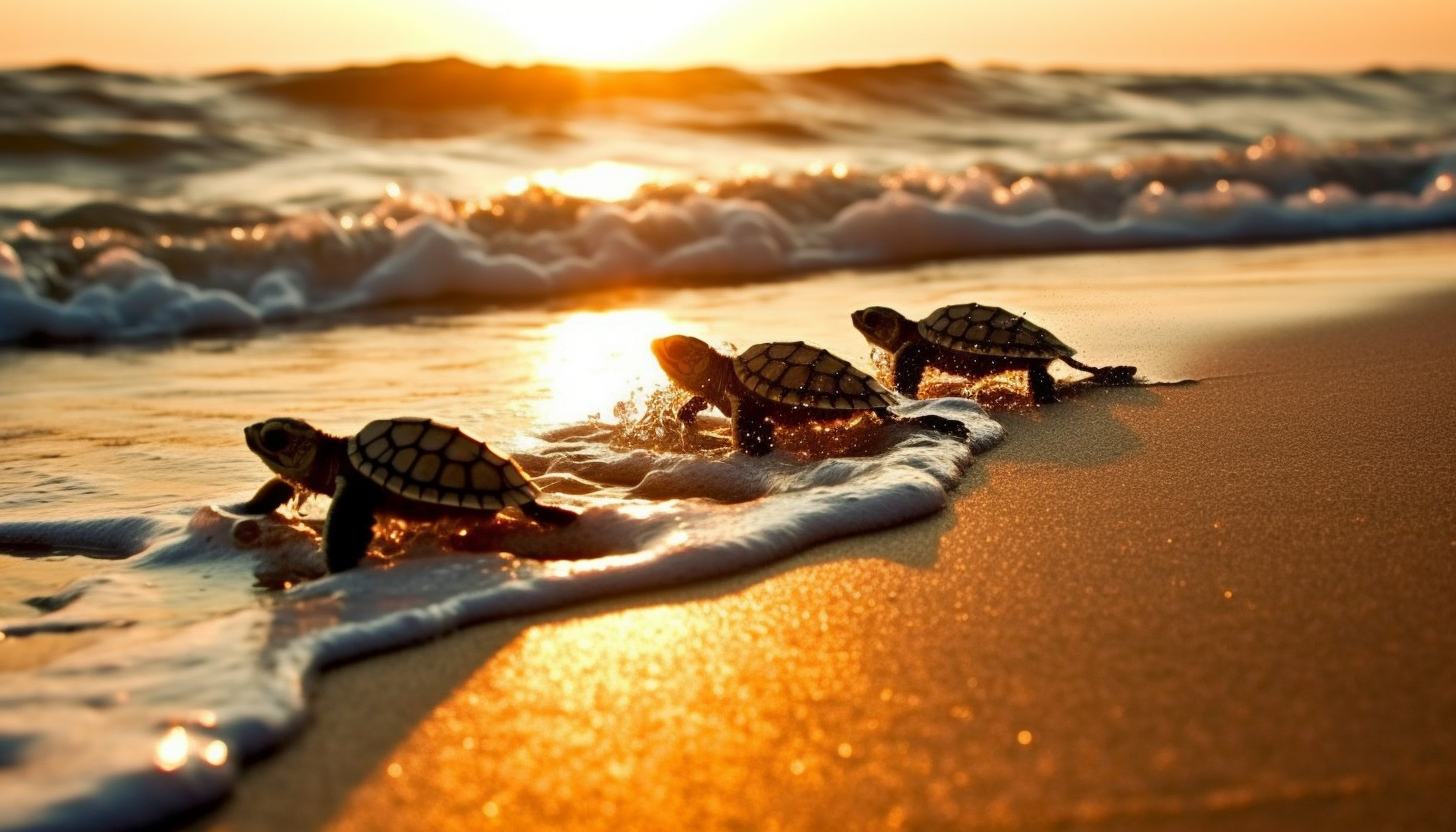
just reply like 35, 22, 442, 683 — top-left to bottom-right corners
197, 278, 1456, 829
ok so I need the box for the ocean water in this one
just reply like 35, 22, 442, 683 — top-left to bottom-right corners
2, 57, 1456, 832
3, 59, 1455, 344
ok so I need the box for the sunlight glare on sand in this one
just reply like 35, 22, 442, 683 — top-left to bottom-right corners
463, 0, 740, 64
533, 309, 684, 425
322, 585, 875, 832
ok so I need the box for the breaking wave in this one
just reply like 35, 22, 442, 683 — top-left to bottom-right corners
3, 140, 1454, 345
3, 56, 1456, 345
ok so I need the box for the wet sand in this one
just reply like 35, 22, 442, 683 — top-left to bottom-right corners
200, 279, 1456, 831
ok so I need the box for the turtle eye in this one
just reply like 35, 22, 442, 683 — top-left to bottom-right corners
671, 345, 706, 375
259, 425, 290, 453
875, 312, 901, 339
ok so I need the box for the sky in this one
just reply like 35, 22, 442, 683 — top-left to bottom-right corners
2, 0, 1453, 73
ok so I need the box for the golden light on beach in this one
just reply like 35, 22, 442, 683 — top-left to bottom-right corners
534, 309, 683, 424
462, 0, 740, 64
324, 582, 879, 831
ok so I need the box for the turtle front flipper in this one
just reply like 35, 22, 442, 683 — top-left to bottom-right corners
237, 477, 296, 515
891, 343, 932, 397
323, 474, 382, 572
677, 396, 711, 425
1062, 356, 1138, 386
1028, 364, 1059, 404
521, 499, 578, 527
730, 396, 775, 456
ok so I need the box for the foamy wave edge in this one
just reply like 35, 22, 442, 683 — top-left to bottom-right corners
3, 148, 1455, 345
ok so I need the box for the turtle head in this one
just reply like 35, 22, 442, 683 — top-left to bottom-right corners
852, 306, 913, 351
651, 335, 721, 394
245, 417, 326, 482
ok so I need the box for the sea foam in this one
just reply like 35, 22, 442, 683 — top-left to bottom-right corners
5, 151, 1455, 346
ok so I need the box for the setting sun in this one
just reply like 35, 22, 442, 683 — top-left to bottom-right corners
463, 0, 741, 65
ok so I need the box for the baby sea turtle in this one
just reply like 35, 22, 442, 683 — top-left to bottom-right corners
851, 303, 1136, 403
240, 416, 576, 572
651, 335, 969, 456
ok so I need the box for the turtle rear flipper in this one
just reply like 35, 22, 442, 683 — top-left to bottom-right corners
237, 476, 296, 515
521, 500, 577, 527
1063, 356, 1137, 385
324, 474, 381, 572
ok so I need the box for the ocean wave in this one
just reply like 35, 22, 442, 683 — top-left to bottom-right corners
668, 118, 825, 142
0, 66, 205, 122
0, 128, 258, 163
3, 60, 1456, 235
3, 142, 1453, 346
4, 59, 1452, 150
236, 57, 765, 112
4, 57, 1456, 346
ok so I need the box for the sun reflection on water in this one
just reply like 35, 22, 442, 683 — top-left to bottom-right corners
506, 161, 659, 202
202, 740, 230, 767
153, 724, 230, 772
533, 308, 685, 425
154, 726, 190, 772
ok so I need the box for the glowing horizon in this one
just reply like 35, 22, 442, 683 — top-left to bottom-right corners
461, 0, 741, 66
2, 0, 1454, 75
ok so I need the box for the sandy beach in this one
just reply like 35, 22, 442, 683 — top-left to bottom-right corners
192, 240, 1456, 832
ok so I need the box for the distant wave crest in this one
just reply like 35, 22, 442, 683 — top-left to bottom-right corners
4, 140, 1455, 345
237, 57, 764, 111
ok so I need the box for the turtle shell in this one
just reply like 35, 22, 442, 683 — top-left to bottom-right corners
733, 341, 895, 411
346, 417, 538, 510
918, 303, 1075, 359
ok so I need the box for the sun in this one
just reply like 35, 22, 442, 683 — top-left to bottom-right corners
466, 0, 738, 65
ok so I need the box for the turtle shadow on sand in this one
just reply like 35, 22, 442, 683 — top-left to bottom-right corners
974, 383, 1164, 468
